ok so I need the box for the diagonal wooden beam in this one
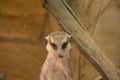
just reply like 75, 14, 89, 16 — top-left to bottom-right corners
43, 0, 120, 80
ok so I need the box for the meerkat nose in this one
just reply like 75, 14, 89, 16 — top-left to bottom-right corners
59, 55, 63, 58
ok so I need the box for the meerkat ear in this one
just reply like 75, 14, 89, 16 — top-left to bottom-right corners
67, 34, 72, 43
45, 35, 49, 40
45, 35, 49, 45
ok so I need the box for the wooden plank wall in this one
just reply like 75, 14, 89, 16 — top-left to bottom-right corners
0, 0, 60, 80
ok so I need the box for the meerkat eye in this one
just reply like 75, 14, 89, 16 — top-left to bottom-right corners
62, 41, 68, 50
50, 41, 57, 50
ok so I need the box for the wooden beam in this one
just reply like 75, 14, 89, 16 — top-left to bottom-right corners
43, 0, 120, 80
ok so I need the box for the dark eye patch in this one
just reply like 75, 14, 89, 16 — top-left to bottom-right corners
50, 41, 57, 50
62, 41, 68, 50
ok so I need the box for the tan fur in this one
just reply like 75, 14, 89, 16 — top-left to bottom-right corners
40, 31, 73, 80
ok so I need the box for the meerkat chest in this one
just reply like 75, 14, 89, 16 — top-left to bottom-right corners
54, 59, 66, 72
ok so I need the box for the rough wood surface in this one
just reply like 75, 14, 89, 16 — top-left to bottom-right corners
43, 0, 120, 80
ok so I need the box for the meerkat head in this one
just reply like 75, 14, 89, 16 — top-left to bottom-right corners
45, 31, 71, 58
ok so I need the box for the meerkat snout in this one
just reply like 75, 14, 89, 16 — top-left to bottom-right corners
58, 55, 63, 58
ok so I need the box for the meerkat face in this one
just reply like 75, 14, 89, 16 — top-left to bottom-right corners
45, 31, 71, 58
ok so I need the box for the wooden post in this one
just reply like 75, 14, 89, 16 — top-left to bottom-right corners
43, 0, 120, 80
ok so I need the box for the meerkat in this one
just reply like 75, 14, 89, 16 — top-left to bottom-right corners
40, 31, 73, 80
